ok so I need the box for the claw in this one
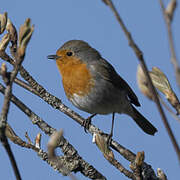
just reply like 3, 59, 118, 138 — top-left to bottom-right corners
106, 133, 112, 146
83, 117, 91, 133
82, 113, 97, 133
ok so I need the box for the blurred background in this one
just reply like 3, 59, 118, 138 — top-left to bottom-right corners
0, 0, 180, 179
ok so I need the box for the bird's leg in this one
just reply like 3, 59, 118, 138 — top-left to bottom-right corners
83, 113, 97, 133
107, 112, 115, 145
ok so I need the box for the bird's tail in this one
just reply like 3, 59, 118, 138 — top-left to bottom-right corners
131, 106, 157, 135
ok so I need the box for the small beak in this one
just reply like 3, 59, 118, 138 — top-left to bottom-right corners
47, 55, 61, 60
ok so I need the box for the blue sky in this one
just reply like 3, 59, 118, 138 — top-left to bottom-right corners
0, 0, 180, 179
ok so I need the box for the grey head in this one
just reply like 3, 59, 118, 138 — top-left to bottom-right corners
59, 40, 102, 63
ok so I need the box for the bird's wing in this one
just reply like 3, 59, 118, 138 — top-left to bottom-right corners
89, 58, 140, 107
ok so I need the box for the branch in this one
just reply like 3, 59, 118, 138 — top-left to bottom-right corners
6, 125, 80, 179
159, 97, 180, 123
93, 133, 135, 179
159, 0, 180, 87
102, 0, 180, 163
0, 16, 33, 180
157, 168, 168, 180
0, 83, 107, 180
0, 34, 25, 180
0, 59, 22, 180
130, 152, 144, 180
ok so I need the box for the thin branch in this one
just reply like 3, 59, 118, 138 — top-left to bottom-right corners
6, 125, 81, 179
102, 0, 180, 163
130, 152, 145, 180
47, 130, 80, 180
14, 77, 40, 96
157, 168, 168, 180
0, 16, 34, 180
5, 124, 39, 152
107, 157, 135, 179
159, 96, 180, 123
94, 133, 135, 179
159, 0, 180, 87
1, 138, 21, 180
0, 50, 24, 180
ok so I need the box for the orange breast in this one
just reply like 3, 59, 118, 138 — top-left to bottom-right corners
56, 57, 94, 99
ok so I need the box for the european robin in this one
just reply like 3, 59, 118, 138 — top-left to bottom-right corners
47, 40, 157, 139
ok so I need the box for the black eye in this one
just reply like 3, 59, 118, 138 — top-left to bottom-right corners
66, 51, 73, 56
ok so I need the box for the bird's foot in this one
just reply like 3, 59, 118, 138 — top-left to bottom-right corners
106, 133, 112, 146
82, 113, 97, 133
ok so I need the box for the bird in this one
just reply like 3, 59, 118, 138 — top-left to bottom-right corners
47, 40, 157, 141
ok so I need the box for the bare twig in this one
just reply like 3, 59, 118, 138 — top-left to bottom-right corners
94, 133, 135, 179
130, 152, 144, 180
106, 157, 135, 179
6, 124, 39, 152
159, 96, 180, 123
0, 17, 34, 180
47, 130, 79, 180
0, 51, 24, 180
157, 168, 168, 180
102, 0, 180, 162
159, 0, 180, 87
14, 77, 39, 95
6, 125, 80, 178
47, 130, 63, 159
